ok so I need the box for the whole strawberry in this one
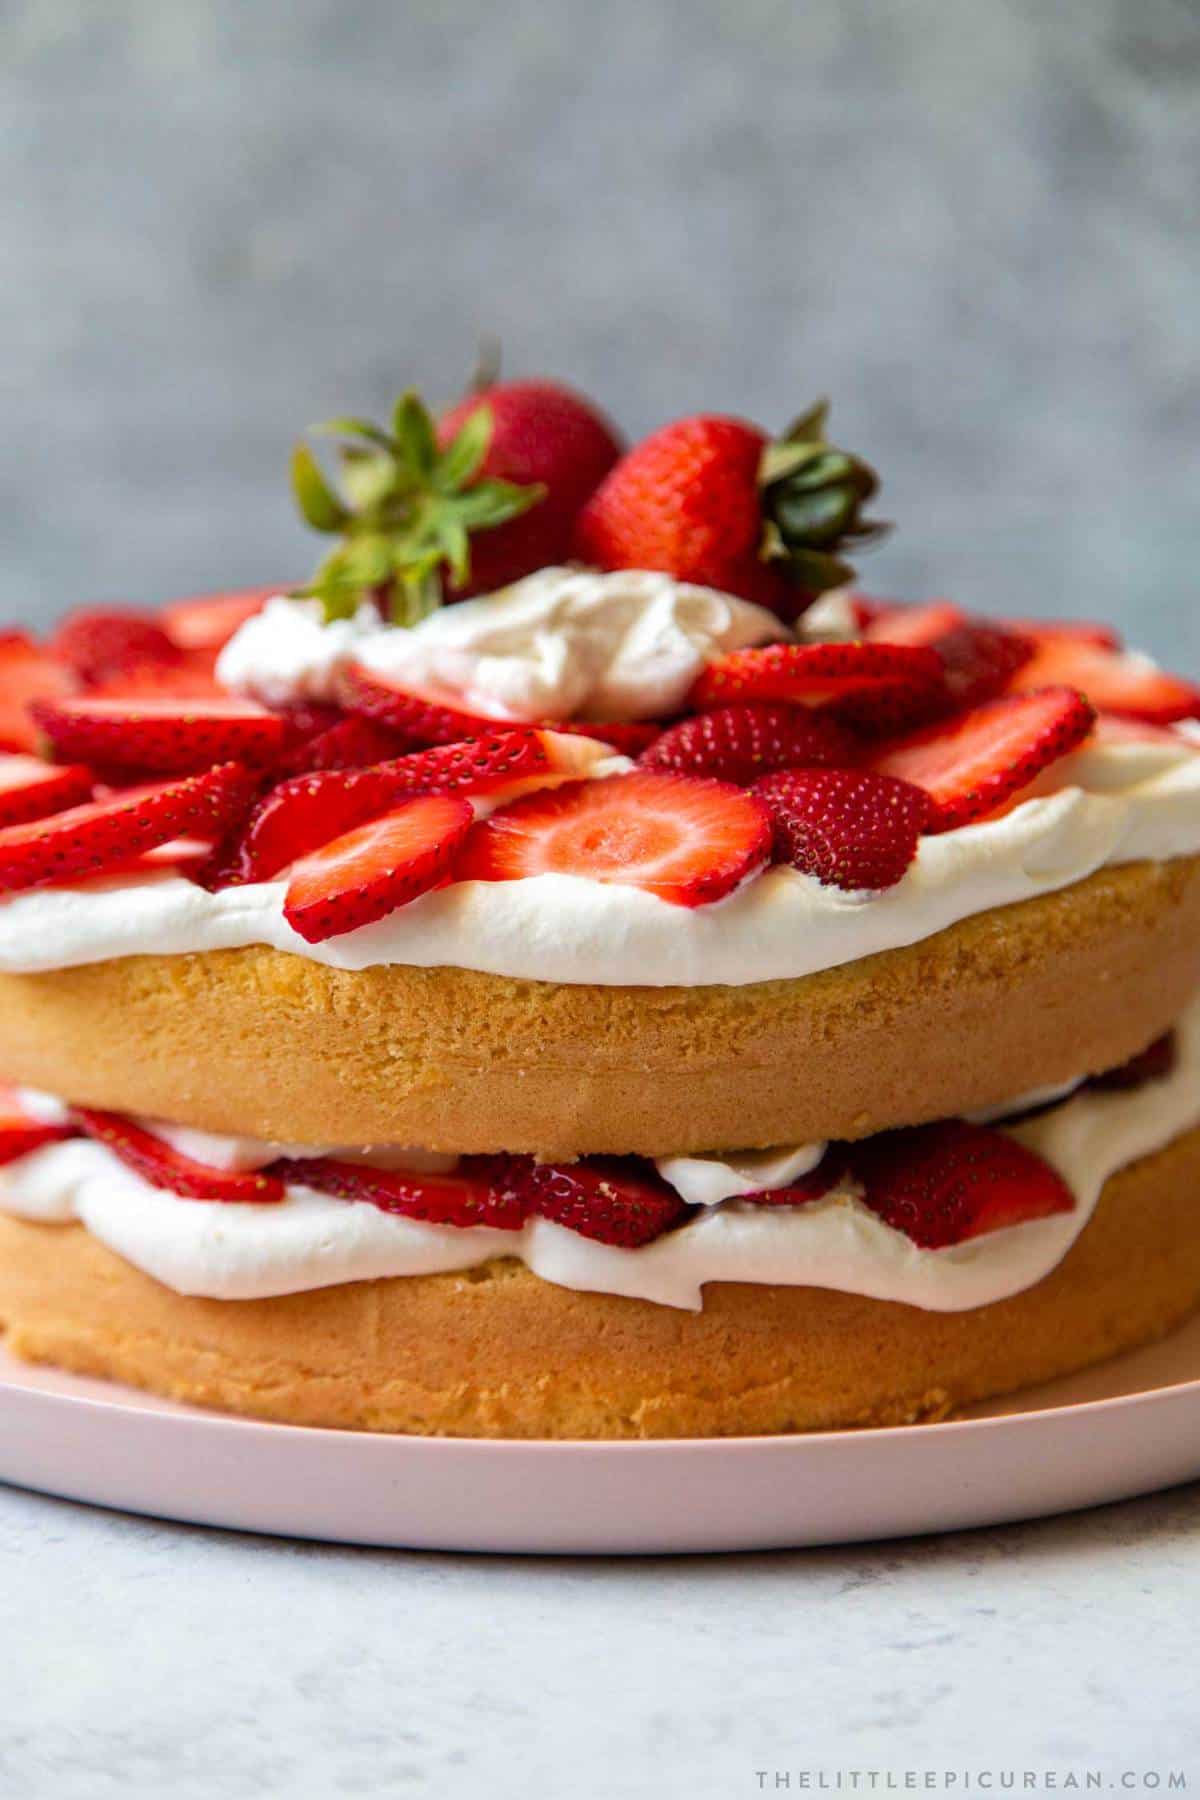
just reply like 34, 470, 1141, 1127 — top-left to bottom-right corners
292, 384, 621, 626
573, 402, 885, 619
438, 377, 623, 596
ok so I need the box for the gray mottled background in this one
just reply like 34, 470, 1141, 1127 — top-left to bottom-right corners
4, 0, 1198, 659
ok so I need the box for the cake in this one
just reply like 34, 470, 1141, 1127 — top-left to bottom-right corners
1, 379, 1198, 1438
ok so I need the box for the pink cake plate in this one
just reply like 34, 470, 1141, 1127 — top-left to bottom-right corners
3, 1316, 1200, 1553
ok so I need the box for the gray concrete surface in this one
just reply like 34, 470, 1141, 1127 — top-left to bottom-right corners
1, 1477, 1198, 1798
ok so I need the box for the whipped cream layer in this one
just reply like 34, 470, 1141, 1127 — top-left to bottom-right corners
4, 997, 1198, 1311
0, 731, 1196, 984
217, 570, 781, 723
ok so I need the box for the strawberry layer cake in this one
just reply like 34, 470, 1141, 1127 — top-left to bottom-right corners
1, 383, 1199, 1437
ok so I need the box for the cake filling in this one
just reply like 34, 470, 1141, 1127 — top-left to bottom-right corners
2, 998, 1196, 1313
0, 727, 1196, 984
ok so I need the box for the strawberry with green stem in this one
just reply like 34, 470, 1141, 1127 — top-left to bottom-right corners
290, 392, 547, 627
574, 401, 887, 617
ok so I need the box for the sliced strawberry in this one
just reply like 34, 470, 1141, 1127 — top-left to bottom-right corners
110, 836, 224, 879
283, 792, 474, 943
871, 687, 1095, 832
478, 1154, 689, 1247
0, 1085, 78, 1167
552, 720, 662, 755
754, 767, 930, 891
689, 642, 944, 716
865, 605, 1034, 713
32, 694, 287, 774
640, 703, 858, 783
861, 599, 966, 645
373, 730, 600, 800
848, 1120, 1074, 1249
340, 665, 509, 747
159, 586, 279, 652
0, 764, 252, 894
217, 767, 407, 886
273, 699, 345, 739
221, 731, 600, 886
272, 715, 408, 779
1008, 639, 1200, 724
737, 1153, 845, 1207
89, 651, 226, 702
1089, 1032, 1177, 1092
0, 754, 93, 829
456, 770, 772, 907
75, 1108, 284, 1203
0, 634, 78, 752
276, 1156, 526, 1230
50, 608, 182, 685
1001, 617, 1122, 652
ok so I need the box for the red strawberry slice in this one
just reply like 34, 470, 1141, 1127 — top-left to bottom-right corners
0, 1086, 78, 1167
1089, 1032, 1177, 1092
272, 715, 410, 779
50, 608, 182, 684
33, 694, 287, 774
478, 1153, 689, 1247
848, 1120, 1074, 1249
274, 701, 345, 740
0, 764, 252, 894
75, 1108, 284, 1203
754, 767, 931, 891
217, 767, 408, 886
89, 651, 226, 703
871, 687, 1095, 832
366, 729, 594, 801
159, 586, 279, 652
342, 667, 665, 754
1008, 639, 1200, 724
861, 599, 966, 644
283, 792, 474, 943
0, 754, 93, 829
640, 703, 858, 783
1000, 617, 1122, 652
275, 1156, 526, 1230
689, 642, 944, 714
340, 665, 511, 747
221, 731, 598, 886
456, 770, 772, 907
864, 604, 1034, 712
737, 1153, 845, 1207
0, 634, 78, 752
138, 836, 219, 869
552, 720, 662, 755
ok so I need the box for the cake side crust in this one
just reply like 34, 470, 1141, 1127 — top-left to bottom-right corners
0, 857, 1196, 1155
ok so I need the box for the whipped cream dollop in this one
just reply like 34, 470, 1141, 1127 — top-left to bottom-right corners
215, 597, 385, 709
5, 997, 1198, 1311
0, 730, 1196, 985
217, 569, 782, 723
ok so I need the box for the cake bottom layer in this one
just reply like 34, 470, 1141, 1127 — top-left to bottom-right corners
3, 1124, 1200, 1439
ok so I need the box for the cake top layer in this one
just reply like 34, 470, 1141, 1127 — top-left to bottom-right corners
1, 374, 1198, 968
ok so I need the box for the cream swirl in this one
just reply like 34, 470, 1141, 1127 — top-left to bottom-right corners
216, 569, 782, 723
